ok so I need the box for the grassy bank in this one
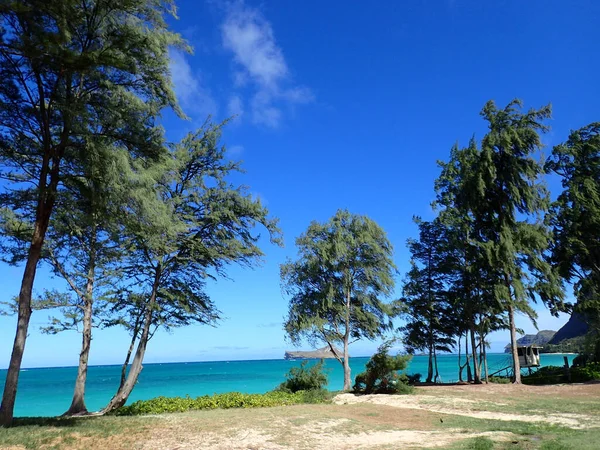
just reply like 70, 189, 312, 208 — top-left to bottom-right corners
1, 383, 599, 449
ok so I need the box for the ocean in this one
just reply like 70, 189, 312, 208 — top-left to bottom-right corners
0, 353, 576, 417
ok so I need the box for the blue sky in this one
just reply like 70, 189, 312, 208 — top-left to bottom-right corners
1, 0, 599, 368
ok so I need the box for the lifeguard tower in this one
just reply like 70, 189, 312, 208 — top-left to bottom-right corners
490, 345, 542, 378
517, 345, 541, 368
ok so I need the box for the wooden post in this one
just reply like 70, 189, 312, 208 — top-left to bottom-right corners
563, 356, 571, 383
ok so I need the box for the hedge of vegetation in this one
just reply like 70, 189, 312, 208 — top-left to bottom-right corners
114, 389, 332, 416
522, 363, 600, 385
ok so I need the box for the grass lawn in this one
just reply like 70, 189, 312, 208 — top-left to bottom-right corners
1, 383, 599, 449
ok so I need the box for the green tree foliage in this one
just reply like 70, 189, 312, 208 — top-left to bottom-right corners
0, 0, 182, 425
35, 142, 142, 416
353, 341, 412, 394
276, 360, 329, 393
434, 140, 508, 383
401, 217, 455, 383
102, 121, 282, 413
282, 209, 398, 391
473, 100, 565, 382
546, 123, 600, 358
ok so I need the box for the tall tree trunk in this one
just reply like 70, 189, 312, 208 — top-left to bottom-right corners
427, 342, 434, 383
342, 348, 351, 391
508, 304, 521, 383
458, 332, 463, 382
342, 289, 352, 391
470, 326, 481, 383
465, 336, 473, 383
433, 347, 440, 383
0, 210, 51, 425
0, 69, 70, 426
63, 238, 96, 416
481, 332, 489, 383
101, 267, 161, 414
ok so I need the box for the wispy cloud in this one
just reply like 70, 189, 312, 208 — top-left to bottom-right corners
227, 144, 244, 157
221, 1, 313, 127
258, 322, 280, 328
169, 49, 218, 120
227, 94, 244, 119
212, 346, 250, 351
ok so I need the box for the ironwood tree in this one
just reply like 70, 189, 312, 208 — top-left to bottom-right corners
101, 122, 282, 413
282, 210, 398, 391
401, 217, 455, 383
546, 123, 600, 359
0, 0, 182, 425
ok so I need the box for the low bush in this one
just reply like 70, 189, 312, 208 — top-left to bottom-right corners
114, 389, 331, 416
406, 373, 422, 385
276, 360, 329, 393
522, 363, 600, 385
353, 341, 413, 394
488, 376, 510, 384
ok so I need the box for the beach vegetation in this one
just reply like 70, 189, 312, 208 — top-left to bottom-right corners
276, 360, 329, 393
353, 341, 413, 394
113, 390, 332, 416
521, 363, 600, 385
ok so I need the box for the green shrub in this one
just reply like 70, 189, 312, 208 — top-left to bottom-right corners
406, 373, 422, 385
276, 360, 329, 393
353, 341, 413, 394
114, 390, 331, 416
522, 363, 600, 385
488, 376, 510, 384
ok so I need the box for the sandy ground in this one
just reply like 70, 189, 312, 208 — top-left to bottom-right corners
134, 383, 600, 449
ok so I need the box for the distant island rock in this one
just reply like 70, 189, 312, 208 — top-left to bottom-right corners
504, 330, 556, 353
284, 346, 345, 360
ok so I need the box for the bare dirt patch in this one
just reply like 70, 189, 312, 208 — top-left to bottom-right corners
137, 417, 517, 450
335, 383, 600, 429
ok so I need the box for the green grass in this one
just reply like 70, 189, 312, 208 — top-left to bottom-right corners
435, 413, 600, 450
1, 387, 599, 449
0, 415, 155, 449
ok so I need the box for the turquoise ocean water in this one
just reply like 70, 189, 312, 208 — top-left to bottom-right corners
0, 353, 575, 417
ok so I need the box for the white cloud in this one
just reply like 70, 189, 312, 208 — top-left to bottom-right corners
227, 144, 244, 157
169, 49, 218, 120
227, 95, 244, 119
221, 1, 313, 127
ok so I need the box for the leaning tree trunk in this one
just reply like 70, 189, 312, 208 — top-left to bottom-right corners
63, 244, 96, 416
0, 200, 54, 425
119, 317, 142, 391
101, 269, 161, 414
470, 326, 481, 383
508, 304, 521, 383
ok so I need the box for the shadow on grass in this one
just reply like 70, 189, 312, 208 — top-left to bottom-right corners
11, 416, 96, 428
